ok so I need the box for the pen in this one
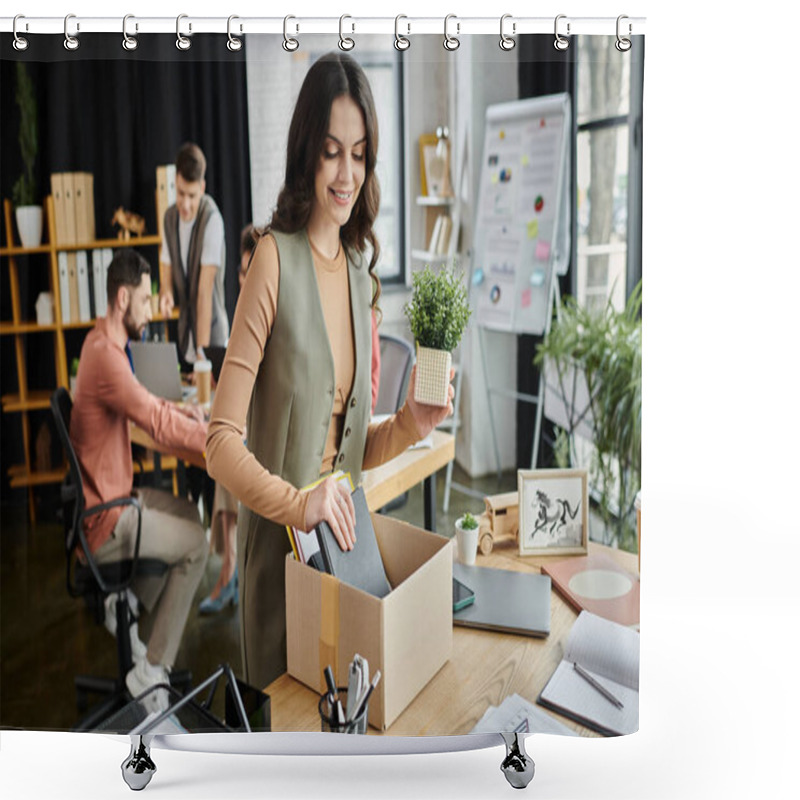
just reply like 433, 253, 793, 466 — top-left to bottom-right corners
349, 669, 382, 724
572, 661, 624, 709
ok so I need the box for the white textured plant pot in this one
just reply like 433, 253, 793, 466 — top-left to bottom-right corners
15, 205, 43, 248
414, 345, 451, 407
455, 518, 479, 565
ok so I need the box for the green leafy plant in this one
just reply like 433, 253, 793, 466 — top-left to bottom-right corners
460, 512, 479, 530
69, 357, 80, 378
12, 63, 38, 209
535, 281, 641, 550
404, 264, 471, 352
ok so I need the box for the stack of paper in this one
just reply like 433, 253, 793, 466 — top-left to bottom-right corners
470, 693, 575, 736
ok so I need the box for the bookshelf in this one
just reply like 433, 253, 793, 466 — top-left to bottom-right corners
1, 196, 175, 521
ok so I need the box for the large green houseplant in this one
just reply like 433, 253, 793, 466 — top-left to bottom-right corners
12, 62, 42, 248
535, 281, 641, 550
404, 264, 471, 406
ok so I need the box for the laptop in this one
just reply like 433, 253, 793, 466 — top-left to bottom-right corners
129, 341, 196, 402
452, 562, 551, 638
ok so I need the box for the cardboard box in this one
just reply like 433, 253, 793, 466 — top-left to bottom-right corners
286, 513, 453, 731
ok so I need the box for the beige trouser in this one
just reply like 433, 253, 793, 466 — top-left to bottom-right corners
94, 487, 208, 668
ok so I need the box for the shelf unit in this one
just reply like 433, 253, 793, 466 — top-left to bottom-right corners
1, 196, 170, 520
411, 195, 459, 265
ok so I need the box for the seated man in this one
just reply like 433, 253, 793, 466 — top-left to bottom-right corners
70, 249, 208, 701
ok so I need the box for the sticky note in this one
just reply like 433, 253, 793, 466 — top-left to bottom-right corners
491, 174, 499, 184
527, 220, 539, 239
499, 129, 505, 139
535, 239, 551, 262
472, 267, 485, 286
521, 154, 530, 166
530, 268, 546, 287
521, 288, 532, 308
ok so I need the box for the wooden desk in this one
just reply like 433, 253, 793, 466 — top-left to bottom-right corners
264, 539, 639, 737
130, 423, 454, 532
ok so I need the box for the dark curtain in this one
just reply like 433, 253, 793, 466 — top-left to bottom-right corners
1, 34, 251, 503
516, 35, 576, 469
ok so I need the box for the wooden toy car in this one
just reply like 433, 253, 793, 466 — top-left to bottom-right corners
477, 491, 519, 555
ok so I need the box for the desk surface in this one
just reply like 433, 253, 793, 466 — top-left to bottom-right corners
130, 422, 455, 514
264, 539, 638, 738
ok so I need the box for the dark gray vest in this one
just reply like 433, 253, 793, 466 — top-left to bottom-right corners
164, 195, 229, 358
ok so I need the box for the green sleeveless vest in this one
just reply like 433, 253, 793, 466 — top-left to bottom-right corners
237, 228, 373, 690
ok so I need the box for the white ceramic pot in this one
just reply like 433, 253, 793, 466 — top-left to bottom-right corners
15, 205, 43, 249
454, 517, 479, 566
414, 344, 451, 407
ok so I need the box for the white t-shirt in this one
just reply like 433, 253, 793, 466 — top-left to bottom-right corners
160, 210, 225, 362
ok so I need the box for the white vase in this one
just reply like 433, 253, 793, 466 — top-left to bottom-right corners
15, 205, 43, 248
414, 344, 451, 407
454, 517, 479, 566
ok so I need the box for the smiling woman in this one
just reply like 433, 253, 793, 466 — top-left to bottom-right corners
205, 51, 453, 693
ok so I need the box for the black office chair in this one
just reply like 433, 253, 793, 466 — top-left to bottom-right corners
50, 388, 191, 730
375, 334, 416, 512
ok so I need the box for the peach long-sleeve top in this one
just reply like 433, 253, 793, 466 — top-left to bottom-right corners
205, 233, 420, 531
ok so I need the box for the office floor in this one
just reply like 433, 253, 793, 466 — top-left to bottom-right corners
0, 462, 518, 732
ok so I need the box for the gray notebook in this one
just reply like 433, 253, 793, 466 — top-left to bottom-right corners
453, 562, 551, 638
314, 486, 392, 599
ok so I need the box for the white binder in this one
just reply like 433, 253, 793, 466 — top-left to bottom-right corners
92, 249, 107, 318
76, 251, 91, 322
57, 251, 71, 324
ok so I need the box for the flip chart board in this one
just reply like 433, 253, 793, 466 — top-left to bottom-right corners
473, 94, 571, 335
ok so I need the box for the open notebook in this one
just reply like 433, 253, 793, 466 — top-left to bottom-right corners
538, 610, 639, 736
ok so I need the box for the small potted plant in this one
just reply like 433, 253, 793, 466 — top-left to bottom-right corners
12, 63, 42, 249
454, 511, 480, 565
404, 263, 471, 406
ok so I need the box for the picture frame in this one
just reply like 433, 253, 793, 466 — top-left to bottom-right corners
517, 468, 589, 557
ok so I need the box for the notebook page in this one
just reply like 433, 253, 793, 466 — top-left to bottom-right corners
563, 611, 640, 690
540, 660, 639, 736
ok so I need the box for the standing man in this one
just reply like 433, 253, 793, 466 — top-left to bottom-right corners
71, 250, 208, 703
159, 142, 229, 369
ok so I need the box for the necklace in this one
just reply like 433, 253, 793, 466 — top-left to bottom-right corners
308, 234, 342, 263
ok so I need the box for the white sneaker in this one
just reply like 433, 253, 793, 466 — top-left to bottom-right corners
125, 658, 170, 714
104, 591, 148, 663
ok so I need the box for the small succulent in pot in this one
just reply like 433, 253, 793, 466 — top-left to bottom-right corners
404, 263, 471, 406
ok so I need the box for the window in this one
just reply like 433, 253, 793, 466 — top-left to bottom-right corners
574, 36, 643, 312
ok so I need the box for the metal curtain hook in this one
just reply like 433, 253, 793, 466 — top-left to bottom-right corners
176, 14, 191, 51
499, 14, 516, 51
339, 14, 355, 51
13, 15, 29, 51
283, 15, 299, 52
443, 14, 460, 51
227, 15, 242, 51
64, 13, 80, 51
554, 14, 570, 51
122, 14, 138, 51
394, 15, 410, 51
616, 15, 632, 52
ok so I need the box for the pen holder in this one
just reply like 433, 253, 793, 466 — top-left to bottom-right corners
318, 688, 368, 734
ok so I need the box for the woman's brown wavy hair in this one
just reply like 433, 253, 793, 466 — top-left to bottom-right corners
269, 51, 381, 310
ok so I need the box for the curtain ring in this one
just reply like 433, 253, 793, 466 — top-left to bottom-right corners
176, 14, 191, 51
339, 14, 355, 51
499, 14, 516, 51
122, 14, 138, 51
64, 14, 80, 51
553, 14, 570, 51
283, 15, 299, 52
394, 15, 410, 51
443, 14, 460, 51
13, 15, 29, 51
227, 15, 242, 52
615, 15, 632, 52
